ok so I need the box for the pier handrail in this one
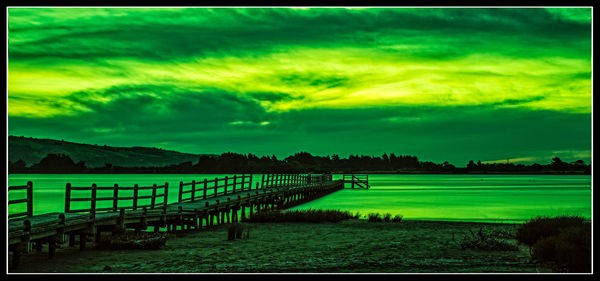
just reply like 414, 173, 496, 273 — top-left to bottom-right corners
342, 174, 369, 189
261, 173, 325, 188
179, 174, 253, 203
8, 181, 33, 220
65, 182, 169, 215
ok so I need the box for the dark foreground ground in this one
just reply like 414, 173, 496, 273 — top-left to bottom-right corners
10, 220, 546, 273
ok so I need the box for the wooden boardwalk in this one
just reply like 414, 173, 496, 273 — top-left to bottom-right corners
7, 173, 356, 269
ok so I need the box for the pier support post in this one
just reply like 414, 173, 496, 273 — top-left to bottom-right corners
69, 234, 76, 247
11, 244, 21, 269
48, 236, 56, 259
79, 232, 86, 250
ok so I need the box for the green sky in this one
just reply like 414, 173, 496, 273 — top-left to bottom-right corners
7, 7, 592, 165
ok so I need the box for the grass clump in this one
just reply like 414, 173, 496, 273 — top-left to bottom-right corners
227, 223, 250, 241
516, 216, 590, 272
366, 212, 403, 223
383, 213, 392, 222
367, 213, 382, 222
248, 209, 355, 223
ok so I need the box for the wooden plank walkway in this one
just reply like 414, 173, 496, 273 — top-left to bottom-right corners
7, 173, 348, 269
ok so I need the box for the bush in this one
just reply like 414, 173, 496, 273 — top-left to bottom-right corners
531, 225, 591, 272
248, 209, 355, 223
517, 216, 591, 273
516, 216, 586, 246
391, 215, 403, 222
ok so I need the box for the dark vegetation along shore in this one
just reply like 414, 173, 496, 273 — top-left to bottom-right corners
8, 136, 591, 174
10, 210, 590, 273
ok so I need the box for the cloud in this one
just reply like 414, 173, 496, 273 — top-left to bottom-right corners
9, 94, 591, 165
7, 8, 592, 165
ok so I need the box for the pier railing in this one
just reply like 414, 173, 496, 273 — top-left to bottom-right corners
9, 173, 346, 269
342, 174, 370, 189
65, 182, 169, 215
179, 174, 253, 203
260, 173, 332, 188
8, 181, 33, 220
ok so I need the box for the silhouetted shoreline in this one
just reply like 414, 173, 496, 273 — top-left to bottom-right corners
8, 152, 590, 175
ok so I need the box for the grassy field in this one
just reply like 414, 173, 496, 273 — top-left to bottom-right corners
10, 219, 545, 273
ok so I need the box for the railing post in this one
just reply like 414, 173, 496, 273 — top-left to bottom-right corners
261, 174, 265, 189
214, 177, 219, 196
151, 184, 157, 208
133, 184, 139, 210
240, 174, 245, 192
249, 174, 253, 191
224, 176, 229, 195
352, 174, 355, 189
178, 181, 184, 203
233, 176, 237, 193
113, 184, 119, 212
164, 182, 169, 206
65, 183, 71, 213
91, 183, 97, 216
191, 180, 196, 201
203, 179, 208, 199
26, 181, 33, 217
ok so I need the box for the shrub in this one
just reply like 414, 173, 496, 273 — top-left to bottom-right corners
516, 216, 586, 246
516, 216, 591, 273
531, 225, 591, 272
248, 209, 355, 223
391, 215, 403, 222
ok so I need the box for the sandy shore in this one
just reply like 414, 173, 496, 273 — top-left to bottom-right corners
10, 220, 544, 273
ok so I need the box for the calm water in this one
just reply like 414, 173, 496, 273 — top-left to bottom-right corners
8, 174, 591, 223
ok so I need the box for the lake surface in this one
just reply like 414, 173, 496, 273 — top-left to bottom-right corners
8, 174, 591, 223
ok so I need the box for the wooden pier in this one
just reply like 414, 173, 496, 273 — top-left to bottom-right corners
7, 173, 356, 269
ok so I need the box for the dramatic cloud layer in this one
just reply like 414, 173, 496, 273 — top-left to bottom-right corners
7, 7, 592, 165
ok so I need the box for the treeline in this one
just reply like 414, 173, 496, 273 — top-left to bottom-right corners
7, 152, 590, 174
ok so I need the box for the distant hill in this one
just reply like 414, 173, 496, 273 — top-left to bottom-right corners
8, 136, 207, 168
